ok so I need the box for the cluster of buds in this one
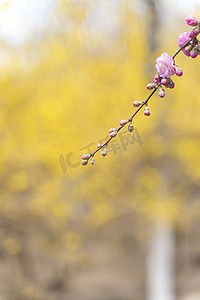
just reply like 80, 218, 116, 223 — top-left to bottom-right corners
109, 128, 118, 138
184, 38, 200, 58
97, 143, 108, 157
81, 153, 91, 165
133, 100, 151, 117
81, 118, 136, 165
147, 54, 183, 99
82, 143, 109, 166
179, 15, 200, 58
81, 16, 200, 166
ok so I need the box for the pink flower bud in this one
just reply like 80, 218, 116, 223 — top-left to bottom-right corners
189, 31, 195, 39
176, 68, 183, 76
147, 83, 155, 90
168, 79, 175, 89
133, 101, 142, 107
173, 65, 183, 76
101, 149, 107, 156
90, 158, 95, 165
169, 81, 175, 88
154, 74, 160, 84
189, 29, 199, 39
158, 88, 165, 98
110, 131, 117, 138
81, 154, 91, 160
186, 15, 198, 27
183, 49, 191, 57
120, 120, 128, 126
109, 128, 116, 134
97, 143, 103, 149
128, 123, 134, 132
185, 45, 192, 52
144, 107, 151, 116
161, 78, 168, 86
82, 159, 88, 166
190, 48, 199, 58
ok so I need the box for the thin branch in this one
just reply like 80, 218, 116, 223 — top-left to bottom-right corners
172, 38, 193, 59
85, 29, 200, 161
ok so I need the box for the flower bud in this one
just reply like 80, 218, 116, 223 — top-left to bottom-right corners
144, 107, 151, 116
147, 83, 155, 90
161, 78, 168, 86
196, 45, 200, 52
183, 49, 191, 57
158, 88, 165, 98
109, 128, 116, 134
176, 68, 183, 76
133, 101, 142, 107
185, 45, 192, 52
101, 149, 107, 156
82, 159, 88, 166
90, 158, 95, 165
97, 143, 103, 149
193, 28, 199, 35
189, 29, 199, 39
168, 79, 175, 89
186, 15, 198, 27
189, 31, 195, 39
154, 74, 160, 84
120, 120, 128, 126
110, 131, 117, 138
128, 123, 134, 132
81, 154, 91, 160
190, 48, 199, 58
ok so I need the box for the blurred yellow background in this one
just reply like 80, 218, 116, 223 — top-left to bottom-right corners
0, 0, 200, 299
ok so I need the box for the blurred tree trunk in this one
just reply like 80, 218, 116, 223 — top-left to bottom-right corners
146, 0, 159, 52
147, 223, 175, 300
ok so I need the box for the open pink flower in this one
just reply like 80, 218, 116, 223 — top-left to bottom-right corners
178, 32, 191, 56
155, 53, 175, 78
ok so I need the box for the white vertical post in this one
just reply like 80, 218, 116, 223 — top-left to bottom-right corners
147, 223, 175, 300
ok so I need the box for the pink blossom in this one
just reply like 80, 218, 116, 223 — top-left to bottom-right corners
186, 15, 198, 27
155, 53, 175, 78
178, 32, 191, 56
